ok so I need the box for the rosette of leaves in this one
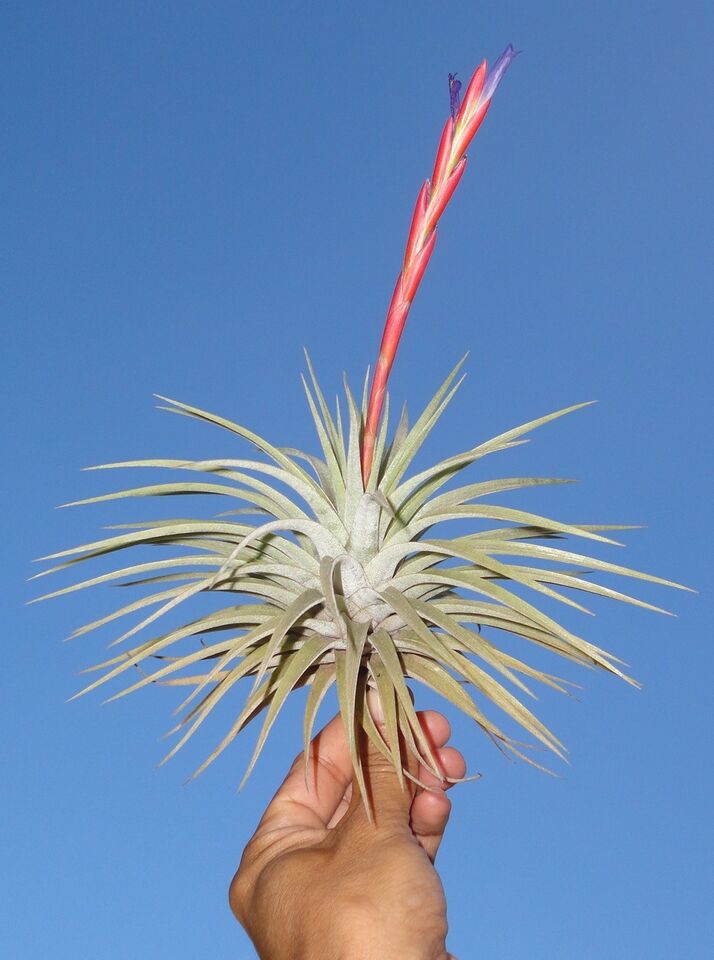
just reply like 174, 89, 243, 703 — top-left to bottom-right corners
33, 357, 687, 799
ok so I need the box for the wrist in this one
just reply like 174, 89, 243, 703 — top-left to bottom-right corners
329, 925, 448, 960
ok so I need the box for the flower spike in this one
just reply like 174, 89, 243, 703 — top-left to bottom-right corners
361, 45, 518, 483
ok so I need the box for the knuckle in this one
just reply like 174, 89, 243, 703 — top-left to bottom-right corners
228, 866, 251, 924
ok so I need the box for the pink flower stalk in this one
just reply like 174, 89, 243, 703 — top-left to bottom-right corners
361, 45, 517, 483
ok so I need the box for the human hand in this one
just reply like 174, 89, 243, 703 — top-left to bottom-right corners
229, 703, 465, 960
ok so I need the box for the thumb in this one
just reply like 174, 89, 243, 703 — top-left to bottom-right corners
345, 688, 417, 829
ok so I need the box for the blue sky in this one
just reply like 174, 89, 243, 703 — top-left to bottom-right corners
3, 2, 713, 957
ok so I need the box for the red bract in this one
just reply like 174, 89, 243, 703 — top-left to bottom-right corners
361, 46, 517, 484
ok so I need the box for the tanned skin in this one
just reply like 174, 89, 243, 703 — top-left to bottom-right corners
230, 705, 465, 960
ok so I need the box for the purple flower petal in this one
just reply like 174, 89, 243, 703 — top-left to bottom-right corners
448, 72, 462, 121
481, 44, 518, 103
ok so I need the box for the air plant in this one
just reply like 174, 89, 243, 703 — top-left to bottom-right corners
34, 46, 688, 802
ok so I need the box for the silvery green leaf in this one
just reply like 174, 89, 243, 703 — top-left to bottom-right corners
38, 365, 687, 790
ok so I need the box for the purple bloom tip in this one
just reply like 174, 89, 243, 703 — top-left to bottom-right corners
481, 43, 519, 103
448, 72, 462, 121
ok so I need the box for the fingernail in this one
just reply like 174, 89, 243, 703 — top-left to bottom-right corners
366, 687, 385, 724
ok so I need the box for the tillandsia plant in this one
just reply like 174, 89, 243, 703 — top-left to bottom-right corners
34, 45, 689, 806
